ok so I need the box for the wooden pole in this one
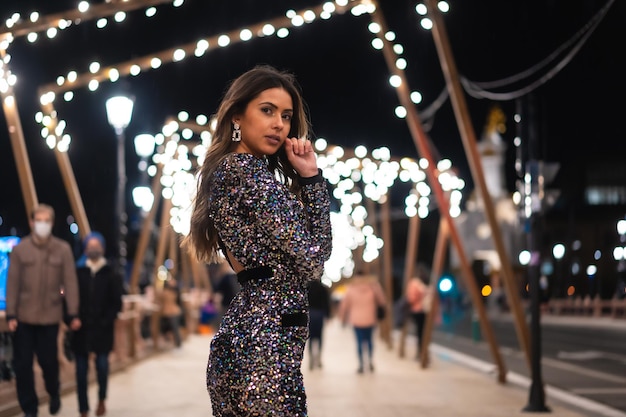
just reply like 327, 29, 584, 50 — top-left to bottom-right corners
150, 197, 172, 349
398, 211, 421, 358
420, 218, 449, 368
53, 149, 91, 238
364, 198, 378, 277
128, 164, 163, 294
180, 249, 192, 292
425, 0, 531, 370
125, 165, 162, 358
153, 198, 172, 290
1, 83, 38, 218
189, 253, 210, 290
370, 2, 507, 382
39, 101, 91, 238
168, 226, 179, 275
380, 197, 394, 349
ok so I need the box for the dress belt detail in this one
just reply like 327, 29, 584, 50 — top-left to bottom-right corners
280, 312, 308, 327
236, 266, 274, 285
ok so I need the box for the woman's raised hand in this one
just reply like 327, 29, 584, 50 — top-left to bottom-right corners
284, 137, 318, 178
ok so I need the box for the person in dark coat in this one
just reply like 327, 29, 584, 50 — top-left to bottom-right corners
307, 280, 331, 370
71, 232, 123, 417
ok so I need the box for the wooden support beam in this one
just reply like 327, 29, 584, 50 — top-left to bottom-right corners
380, 197, 394, 349
425, 0, 531, 370
420, 218, 449, 368
370, 1, 508, 383
188, 252, 210, 291
153, 197, 172, 290
1, 84, 38, 218
128, 163, 163, 294
398, 211, 421, 358
53, 149, 91, 238
42, 102, 91, 238
150, 197, 172, 350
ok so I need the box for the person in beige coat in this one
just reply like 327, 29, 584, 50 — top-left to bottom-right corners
339, 271, 386, 373
6, 204, 81, 417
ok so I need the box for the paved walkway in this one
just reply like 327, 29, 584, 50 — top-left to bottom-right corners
21, 319, 604, 417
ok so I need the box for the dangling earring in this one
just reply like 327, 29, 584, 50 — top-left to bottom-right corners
231, 122, 241, 142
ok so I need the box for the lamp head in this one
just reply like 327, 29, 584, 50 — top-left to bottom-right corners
106, 95, 134, 133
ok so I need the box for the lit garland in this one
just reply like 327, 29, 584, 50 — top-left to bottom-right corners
0, 52, 17, 95
0, 0, 181, 43
3, 0, 453, 159
366, 1, 450, 121
34, 1, 362, 152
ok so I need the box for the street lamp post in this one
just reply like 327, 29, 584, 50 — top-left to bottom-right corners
133, 133, 156, 213
615, 219, 626, 298
134, 133, 156, 177
552, 243, 565, 298
106, 96, 134, 277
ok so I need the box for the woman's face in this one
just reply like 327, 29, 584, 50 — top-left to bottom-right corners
234, 87, 294, 157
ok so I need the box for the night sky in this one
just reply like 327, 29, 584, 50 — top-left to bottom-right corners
1, 0, 624, 259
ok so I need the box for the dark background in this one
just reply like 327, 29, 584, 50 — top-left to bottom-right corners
0, 1, 624, 274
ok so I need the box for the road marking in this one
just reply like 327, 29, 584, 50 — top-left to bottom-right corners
572, 387, 626, 395
557, 350, 606, 360
542, 356, 626, 384
506, 373, 626, 417
558, 350, 626, 364
431, 343, 626, 417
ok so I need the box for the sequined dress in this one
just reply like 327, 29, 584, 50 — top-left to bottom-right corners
206, 153, 332, 416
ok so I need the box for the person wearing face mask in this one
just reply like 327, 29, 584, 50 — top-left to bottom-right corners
6, 204, 81, 417
70, 232, 123, 417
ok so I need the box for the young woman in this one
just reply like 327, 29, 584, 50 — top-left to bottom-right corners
184, 65, 332, 416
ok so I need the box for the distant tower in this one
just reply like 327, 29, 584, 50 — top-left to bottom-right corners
451, 105, 523, 287
478, 105, 507, 199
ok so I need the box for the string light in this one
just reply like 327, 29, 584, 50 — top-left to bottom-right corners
0, 0, 179, 44
32, 2, 358, 155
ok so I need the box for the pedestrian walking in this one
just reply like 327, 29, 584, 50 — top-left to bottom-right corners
159, 277, 183, 348
6, 204, 81, 417
71, 232, 123, 417
406, 274, 431, 359
211, 260, 240, 326
183, 65, 332, 416
339, 271, 386, 373
307, 280, 331, 370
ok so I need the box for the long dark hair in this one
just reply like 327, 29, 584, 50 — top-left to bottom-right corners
182, 65, 311, 262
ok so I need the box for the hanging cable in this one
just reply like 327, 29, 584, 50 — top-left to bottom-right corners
471, 0, 614, 90
461, 0, 615, 101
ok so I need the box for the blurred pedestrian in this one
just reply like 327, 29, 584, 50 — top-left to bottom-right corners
212, 260, 240, 324
307, 280, 330, 370
405, 274, 430, 359
160, 277, 183, 348
183, 65, 332, 416
71, 232, 123, 417
339, 271, 386, 373
6, 204, 81, 417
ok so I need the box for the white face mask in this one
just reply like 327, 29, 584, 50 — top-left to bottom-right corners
34, 221, 52, 239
